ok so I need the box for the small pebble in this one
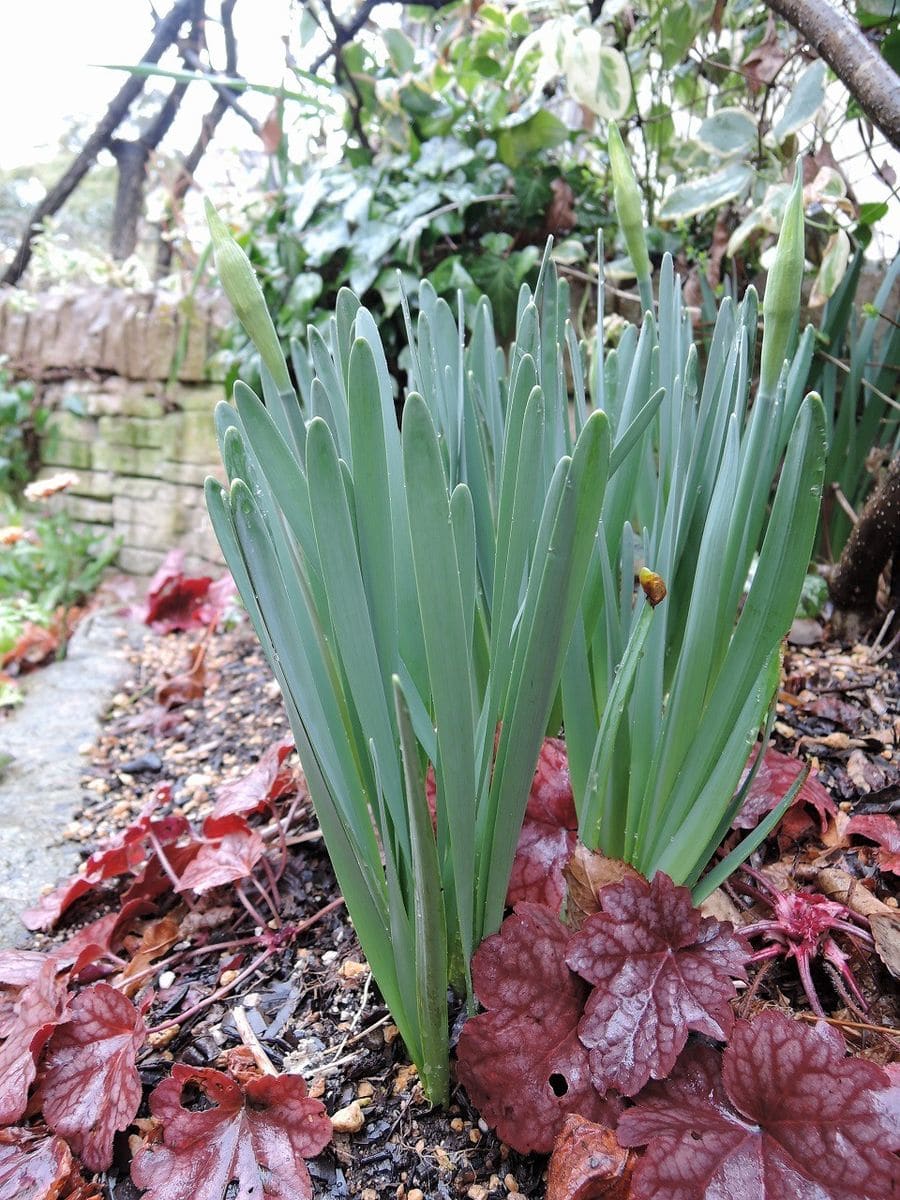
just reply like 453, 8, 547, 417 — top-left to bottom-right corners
407, 1190, 424, 1200
504, 1176, 519, 1193
467, 1187, 488, 1200
158, 970, 176, 989
450, 1118, 465, 1133
330, 1100, 365, 1133
468, 1128, 481, 1144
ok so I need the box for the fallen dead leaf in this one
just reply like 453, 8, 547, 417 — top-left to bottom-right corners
562, 846, 642, 933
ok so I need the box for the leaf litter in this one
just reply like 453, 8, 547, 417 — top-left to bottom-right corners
0, 615, 896, 1199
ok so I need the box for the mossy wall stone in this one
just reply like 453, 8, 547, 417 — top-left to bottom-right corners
0, 286, 231, 575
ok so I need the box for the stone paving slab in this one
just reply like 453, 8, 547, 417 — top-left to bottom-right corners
0, 609, 140, 947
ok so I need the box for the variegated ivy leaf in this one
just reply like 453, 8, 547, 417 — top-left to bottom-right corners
561, 30, 630, 119
772, 60, 827, 144
660, 163, 753, 222
697, 108, 758, 157
810, 230, 851, 306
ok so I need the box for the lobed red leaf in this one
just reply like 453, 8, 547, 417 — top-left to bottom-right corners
846, 813, 900, 876
0, 1125, 78, 1200
38, 983, 146, 1172
734, 747, 836, 835
0, 961, 68, 1124
619, 1011, 900, 1200
507, 738, 578, 913
566, 872, 748, 1096
131, 1064, 332, 1200
456, 903, 619, 1155
176, 815, 265, 894
212, 738, 298, 819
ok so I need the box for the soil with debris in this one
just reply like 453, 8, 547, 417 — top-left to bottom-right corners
17, 613, 900, 1198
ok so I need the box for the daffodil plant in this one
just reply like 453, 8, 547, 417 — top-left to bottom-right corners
204, 138, 824, 1101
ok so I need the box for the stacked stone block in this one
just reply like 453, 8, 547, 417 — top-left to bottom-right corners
0, 287, 230, 575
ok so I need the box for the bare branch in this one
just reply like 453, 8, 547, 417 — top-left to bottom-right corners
762, 0, 900, 149
2, 0, 200, 286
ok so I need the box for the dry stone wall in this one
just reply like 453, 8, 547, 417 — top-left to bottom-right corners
0, 287, 230, 575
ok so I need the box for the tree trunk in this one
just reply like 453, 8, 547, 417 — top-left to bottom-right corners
830, 455, 900, 640
763, 0, 900, 150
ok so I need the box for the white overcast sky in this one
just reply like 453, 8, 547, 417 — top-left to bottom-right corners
0, 0, 293, 169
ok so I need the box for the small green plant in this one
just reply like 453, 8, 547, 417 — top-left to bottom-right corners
0, 358, 49, 497
204, 141, 824, 1103
0, 502, 118, 612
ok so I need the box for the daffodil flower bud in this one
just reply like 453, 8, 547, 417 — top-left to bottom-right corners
205, 199, 292, 395
759, 165, 805, 401
608, 123, 653, 313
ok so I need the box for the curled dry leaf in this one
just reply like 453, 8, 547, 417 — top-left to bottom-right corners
566, 872, 748, 1097
38, 983, 147, 1172
131, 1064, 332, 1200
456, 903, 619, 1155
562, 846, 642, 934
546, 1115, 634, 1200
846, 813, 900, 876
0, 961, 69, 1124
212, 737, 298, 819
814, 865, 900, 980
507, 739, 578, 912
138, 550, 236, 634
0, 1125, 80, 1200
734, 747, 836, 835
618, 1011, 900, 1200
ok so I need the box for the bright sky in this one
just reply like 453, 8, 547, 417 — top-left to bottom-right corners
0, 0, 293, 169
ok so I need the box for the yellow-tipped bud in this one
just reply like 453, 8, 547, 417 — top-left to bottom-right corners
205, 199, 292, 395
639, 567, 667, 607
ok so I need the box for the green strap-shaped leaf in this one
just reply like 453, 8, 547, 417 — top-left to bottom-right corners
393, 678, 449, 1105
402, 394, 478, 977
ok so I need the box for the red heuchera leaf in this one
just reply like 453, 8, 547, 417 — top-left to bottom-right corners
131, 1064, 332, 1200
0, 1125, 79, 1200
734, 747, 836, 834
846, 813, 900, 876
456, 903, 620, 1155
139, 550, 236, 633
0, 950, 50, 989
21, 803, 189, 930
176, 815, 265, 894
0, 961, 69, 1124
212, 738, 298, 819
566, 872, 748, 1097
38, 983, 146, 1172
546, 1115, 634, 1200
507, 738, 578, 912
618, 1011, 900, 1200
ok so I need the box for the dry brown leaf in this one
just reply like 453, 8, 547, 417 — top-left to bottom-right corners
546, 1114, 634, 1200
562, 845, 642, 932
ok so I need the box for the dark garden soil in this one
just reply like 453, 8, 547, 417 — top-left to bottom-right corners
11, 607, 900, 1199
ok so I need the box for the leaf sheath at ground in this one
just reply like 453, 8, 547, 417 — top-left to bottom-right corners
566, 873, 748, 1096
131, 1064, 332, 1200
456, 902, 619, 1155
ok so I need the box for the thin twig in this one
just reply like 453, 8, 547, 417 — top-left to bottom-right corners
232, 1004, 278, 1074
